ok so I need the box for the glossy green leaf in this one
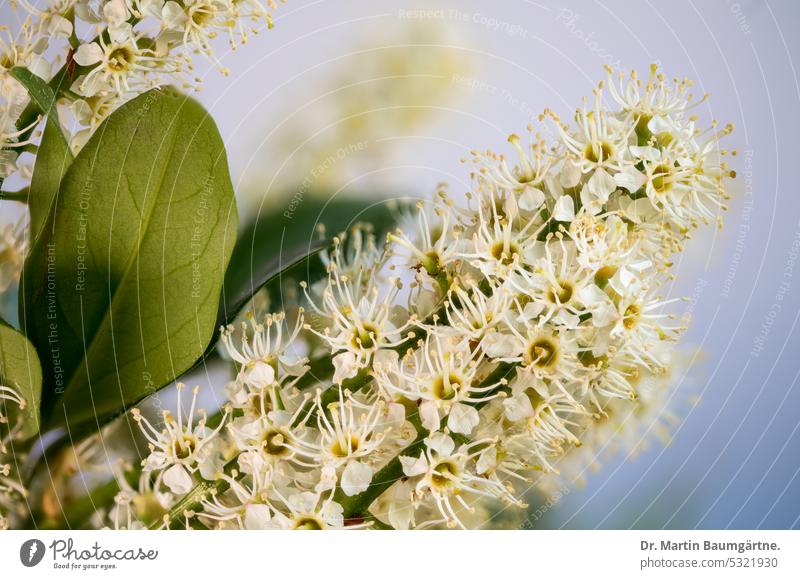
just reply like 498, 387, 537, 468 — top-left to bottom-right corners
0, 318, 42, 439
6, 67, 72, 214
10, 67, 58, 116
27, 116, 74, 243
20, 88, 237, 434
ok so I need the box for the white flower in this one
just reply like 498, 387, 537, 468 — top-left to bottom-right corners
314, 392, 388, 474
605, 63, 704, 120
400, 433, 519, 528
303, 234, 414, 375
133, 384, 228, 494
267, 490, 350, 530
0, 106, 40, 179
221, 311, 308, 392
471, 132, 553, 204
374, 333, 503, 435
72, 27, 169, 97
388, 193, 463, 280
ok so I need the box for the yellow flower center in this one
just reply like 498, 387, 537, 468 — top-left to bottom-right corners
431, 460, 458, 489
526, 338, 559, 369
107, 45, 135, 73
331, 434, 360, 458
584, 141, 614, 164
546, 280, 574, 304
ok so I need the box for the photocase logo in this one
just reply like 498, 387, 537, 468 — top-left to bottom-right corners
19, 539, 46, 567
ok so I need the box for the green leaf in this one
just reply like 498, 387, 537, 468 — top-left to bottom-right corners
10, 67, 58, 116
20, 88, 237, 434
0, 318, 42, 439
27, 116, 74, 243
5, 68, 72, 203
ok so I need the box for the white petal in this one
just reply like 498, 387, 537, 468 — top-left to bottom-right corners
340, 461, 373, 496
387, 481, 414, 530
629, 259, 653, 272
614, 167, 646, 193
630, 145, 661, 163
576, 284, 608, 307
647, 115, 672, 135
587, 167, 616, 201
400, 455, 428, 477
75, 3, 101, 23
145, 451, 168, 470
552, 310, 580, 328
103, 0, 130, 23
419, 401, 440, 432
553, 195, 575, 222
223, 380, 249, 407
519, 301, 545, 322
503, 191, 520, 219
503, 393, 534, 421
609, 266, 637, 295
48, 15, 73, 38
446, 403, 480, 435
139, 0, 165, 18
577, 286, 618, 327
243, 361, 275, 387
425, 432, 455, 457
108, 23, 133, 44
482, 331, 520, 358
321, 501, 344, 528
161, 1, 187, 28
476, 446, 497, 475
559, 160, 582, 188
244, 504, 271, 530
163, 464, 193, 494
332, 352, 359, 384
73, 43, 104, 66
518, 185, 545, 211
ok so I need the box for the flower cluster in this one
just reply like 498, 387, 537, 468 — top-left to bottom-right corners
0, 0, 285, 174
119, 66, 734, 530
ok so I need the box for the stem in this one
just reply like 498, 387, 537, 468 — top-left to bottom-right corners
0, 188, 29, 202
339, 430, 426, 521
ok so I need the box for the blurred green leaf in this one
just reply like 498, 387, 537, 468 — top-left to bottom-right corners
21, 88, 237, 434
217, 241, 326, 328
226, 196, 401, 311
0, 317, 42, 439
